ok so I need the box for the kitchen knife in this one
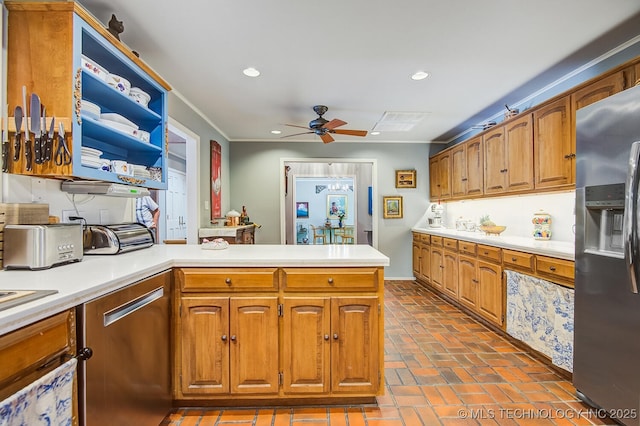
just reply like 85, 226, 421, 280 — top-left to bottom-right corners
2, 107, 9, 173
22, 86, 32, 172
30, 94, 41, 165
13, 106, 22, 161
46, 115, 55, 162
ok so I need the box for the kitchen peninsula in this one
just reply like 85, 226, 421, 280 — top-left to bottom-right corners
0, 244, 389, 415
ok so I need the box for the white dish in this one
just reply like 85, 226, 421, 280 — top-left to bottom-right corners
81, 55, 108, 81
100, 113, 138, 129
81, 156, 104, 169
81, 99, 101, 114
99, 118, 137, 136
133, 129, 150, 142
129, 87, 151, 107
201, 239, 229, 250
106, 73, 131, 95
81, 147, 103, 157
81, 110, 101, 121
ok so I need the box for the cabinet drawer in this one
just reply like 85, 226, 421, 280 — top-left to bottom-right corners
443, 238, 458, 251
420, 234, 430, 244
503, 249, 535, 272
413, 233, 421, 243
430, 236, 443, 246
458, 241, 476, 255
0, 309, 75, 399
477, 244, 502, 263
176, 268, 279, 292
535, 256, 575, 285
282, 267, 380, 292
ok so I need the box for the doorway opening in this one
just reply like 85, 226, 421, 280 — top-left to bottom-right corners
157, 118, 200, 244
281, 159, 377, 248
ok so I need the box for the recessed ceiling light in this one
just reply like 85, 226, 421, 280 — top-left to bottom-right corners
370, 131, 380, 135
411, 71, 430, 81
271, 130, 281, 134
243, 67, 260, 77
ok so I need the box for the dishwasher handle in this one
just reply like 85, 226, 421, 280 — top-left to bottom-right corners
103, 286, 164, 327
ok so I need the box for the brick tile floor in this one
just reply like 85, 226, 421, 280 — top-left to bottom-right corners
161, 280, 614, 425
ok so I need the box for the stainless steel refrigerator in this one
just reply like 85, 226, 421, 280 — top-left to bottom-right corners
575, 83, 640, 425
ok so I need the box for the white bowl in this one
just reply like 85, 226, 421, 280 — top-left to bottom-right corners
133, 129, 150, 143
100, 113, 138, 129
129, 87, 151, 107
99, 118, 137, 136
106, 73, 131, 95
81, 55, 108, 81
81, 146, 103, 157
110, 160, 129, 175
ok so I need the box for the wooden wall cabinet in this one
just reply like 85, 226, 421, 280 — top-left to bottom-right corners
429, 151, 451, 201
465, 136, 484, 197
533, 96, 574, 189
5, 2, 170, 189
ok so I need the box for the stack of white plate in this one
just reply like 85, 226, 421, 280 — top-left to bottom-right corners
130, 164, 151, 179
81, 147, 108, 170
99, 113, 138, 137
81, 99, 101, 120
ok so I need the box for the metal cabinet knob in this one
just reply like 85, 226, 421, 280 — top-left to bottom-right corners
230, 335, 237, 341
511, 257, 517, 261
221, 335, 227, 341
333, 333, 339, 340
549, 266, 557, 271
225, 278, 232, 284
328, 278, 334, 284
324, 334, 330, 341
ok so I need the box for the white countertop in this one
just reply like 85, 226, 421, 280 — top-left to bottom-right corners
199, 225, 255, 237
412, 226, 575, 261
0, 244, 389, 335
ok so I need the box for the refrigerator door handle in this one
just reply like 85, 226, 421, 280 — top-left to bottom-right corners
623, 141, 640, 293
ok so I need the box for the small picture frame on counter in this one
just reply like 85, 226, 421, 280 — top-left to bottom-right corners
395, 170, 416, 188
383, 196, 403, 219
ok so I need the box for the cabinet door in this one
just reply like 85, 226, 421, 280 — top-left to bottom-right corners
533, 97, 573, 189
331, 297, 379, 394
465, 136, 484, 196
429, 156, 440, 201
420, 244, 431, 282
458, 255, 478, 310
282, 298, 330, 394
230, 297, 279, 394
430, 248, 444, 289
572, 71, 626, 111
438, 152, 452, 199
450, 144, 466, 198
504, 114, 534, 192
180, 297, 229, 395
483, 127, 507, 194
477, 261, 504, 326
412, 242, 421, 278
442, 250, 459, 299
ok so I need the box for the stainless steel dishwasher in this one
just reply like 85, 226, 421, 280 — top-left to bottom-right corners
77, 271, 171, 426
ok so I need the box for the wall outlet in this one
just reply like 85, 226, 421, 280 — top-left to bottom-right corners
31, 178, 47, 203
62, 210, 85, 223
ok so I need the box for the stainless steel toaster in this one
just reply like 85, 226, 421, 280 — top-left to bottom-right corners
3, 223, 84, 270
83, 223, 154, 255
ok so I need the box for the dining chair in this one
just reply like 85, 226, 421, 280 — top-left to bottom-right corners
310, 225, 327, 244
334, 226, 355, 244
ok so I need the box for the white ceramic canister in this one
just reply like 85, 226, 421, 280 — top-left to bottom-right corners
532, 210, 552, 240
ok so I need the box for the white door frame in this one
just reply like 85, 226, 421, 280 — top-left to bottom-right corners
279, 157, 378, 248
161, 117, 200, 244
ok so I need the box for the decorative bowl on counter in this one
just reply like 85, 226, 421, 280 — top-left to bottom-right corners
479, 225, 506, 235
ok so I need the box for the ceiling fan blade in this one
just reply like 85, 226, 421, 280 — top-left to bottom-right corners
281, 131, 314, 138
284, 123, 312, 130
323, 119, 347, 130
332, 129, 368, 137
320, 133, 335, 144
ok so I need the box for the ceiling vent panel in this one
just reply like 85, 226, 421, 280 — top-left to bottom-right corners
372, 111, 430, 132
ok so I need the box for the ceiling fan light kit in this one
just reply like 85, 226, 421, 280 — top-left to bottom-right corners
282, 105, 368, 144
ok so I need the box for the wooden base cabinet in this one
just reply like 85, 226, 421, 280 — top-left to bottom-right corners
477, 260, 504, 326
174, 266, 383, 404
179, 296, 279, 396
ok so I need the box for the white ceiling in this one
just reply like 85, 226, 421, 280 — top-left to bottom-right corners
77, 0, 640, 144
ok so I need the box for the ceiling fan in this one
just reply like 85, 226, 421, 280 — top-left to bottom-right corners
282, 105, 368, 143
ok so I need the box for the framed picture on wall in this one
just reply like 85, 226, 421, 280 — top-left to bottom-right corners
395, 170, 416, 188
327, 194, 347, 219
296, 202, 309, 218
383, 196, 403, 219
210, 140, 222, 220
